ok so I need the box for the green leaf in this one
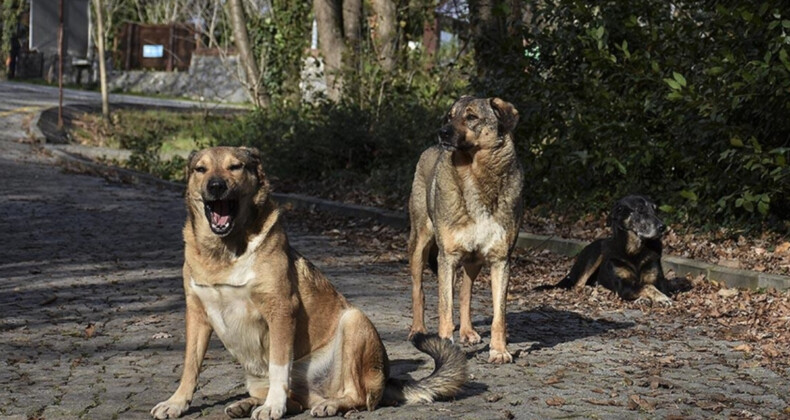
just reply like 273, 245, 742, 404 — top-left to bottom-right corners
594, 26, 605, 39
706, 66, 724, 75
664, 78, 681, 90
730, 136, 744, 147
673, 72, 687, 87
680, 190, 698, 201
779, 49, 790, 72
757, 200, 769, 215
658, 204, 675, 213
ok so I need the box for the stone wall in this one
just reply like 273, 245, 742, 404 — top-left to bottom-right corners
108, 53, 249, 104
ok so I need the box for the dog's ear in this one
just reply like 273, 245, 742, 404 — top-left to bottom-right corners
608, 203, 625, 229
239, 146, 270, 206
184, 150, 198, 181
489, 98, 519, 134
238, 146, 265, 180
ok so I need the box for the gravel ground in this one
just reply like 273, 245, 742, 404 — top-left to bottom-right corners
2, 95, 789, 419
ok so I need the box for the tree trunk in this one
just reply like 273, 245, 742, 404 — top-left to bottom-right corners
91, 0, 110, 122
371, 0, 396, 72
342, 0, 362, 45
228, 0, 269, 107
468, 0, 523, 83
314, 0, 345, 101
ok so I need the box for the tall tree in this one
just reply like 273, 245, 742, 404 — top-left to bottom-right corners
371, 0, 397, 72
468, 0, 523, 83
228, 0, 270, 106
314, 0, 346, 101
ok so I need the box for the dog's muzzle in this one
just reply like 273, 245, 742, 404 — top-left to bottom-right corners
438, 125, 457, 150
203, 199, 238, 236
202, 177, 239, 236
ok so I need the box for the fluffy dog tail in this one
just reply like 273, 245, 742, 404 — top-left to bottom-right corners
383, 334, 467, 404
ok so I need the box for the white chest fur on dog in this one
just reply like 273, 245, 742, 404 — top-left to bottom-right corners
190, 248, 270, 377
453, 175, 507, 256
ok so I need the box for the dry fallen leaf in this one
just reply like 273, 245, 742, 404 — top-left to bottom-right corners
627, 394, 655, 412
84, 323, 96, 339
733, 343, 752, 353
546, 396, 565, 407
486, 393, 503, 403
775, 242, 790, 255
717, 288, 739, 298
584, 399, 622, 406
152, 332, 173, 339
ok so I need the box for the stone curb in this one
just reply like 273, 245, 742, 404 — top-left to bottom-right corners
27, 107, 47, 143
42, 143, 790, 291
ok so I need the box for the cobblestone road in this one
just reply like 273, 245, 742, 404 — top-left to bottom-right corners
1, 83, 788, 419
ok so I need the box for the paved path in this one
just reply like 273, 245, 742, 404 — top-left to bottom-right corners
1, 83, 788, 419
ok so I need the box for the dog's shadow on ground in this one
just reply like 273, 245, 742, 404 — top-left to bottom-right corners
472, 306, 634, 357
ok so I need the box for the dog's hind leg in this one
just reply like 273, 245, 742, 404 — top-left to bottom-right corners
563, 240, 605, 290
310, 309, 387, 417
408, 225, 435, 339
459, 261, 482, 345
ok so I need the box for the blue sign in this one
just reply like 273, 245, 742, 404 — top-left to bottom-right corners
142, 44, 164, 58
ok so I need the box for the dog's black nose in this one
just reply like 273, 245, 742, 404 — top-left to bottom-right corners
438, 125, 452, 141
207, 177, 227, 198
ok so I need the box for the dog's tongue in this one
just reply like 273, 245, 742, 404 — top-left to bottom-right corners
211, 201, 231, 226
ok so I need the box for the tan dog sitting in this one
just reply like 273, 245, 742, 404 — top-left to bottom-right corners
151, 147, 466, 420
408, 97, 524, 364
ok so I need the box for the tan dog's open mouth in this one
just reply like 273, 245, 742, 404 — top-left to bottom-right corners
203, 199, 238, 236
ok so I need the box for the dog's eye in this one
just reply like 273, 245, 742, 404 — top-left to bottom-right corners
194, 166, 207, 174
465, 114, 478, 122
229, 163, 244, 171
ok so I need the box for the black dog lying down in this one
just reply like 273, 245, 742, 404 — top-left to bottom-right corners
537, 195, 673, 305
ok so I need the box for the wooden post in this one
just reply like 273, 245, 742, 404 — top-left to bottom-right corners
57, 0, 64, 130
167, 24, 175, 71
92, 0, 109, 122
124, 23, 132, 70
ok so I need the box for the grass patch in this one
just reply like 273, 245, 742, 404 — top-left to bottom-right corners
70, 108, 242, 181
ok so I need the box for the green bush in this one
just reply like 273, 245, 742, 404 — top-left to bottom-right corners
476, 0, 789, 230
214, 47, 471, 206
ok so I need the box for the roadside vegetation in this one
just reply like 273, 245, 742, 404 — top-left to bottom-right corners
23, 0, 787, 236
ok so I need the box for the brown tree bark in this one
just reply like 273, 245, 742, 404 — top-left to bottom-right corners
228, 0, 269, 107
91, 0, 110, 122
371, 0, 397, 72
343, 0, 362, 46
314, 0, 346, 101
468, 0, 523, 82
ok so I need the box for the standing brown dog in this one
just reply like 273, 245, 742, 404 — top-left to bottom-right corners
151, 147, 466, 420
408, 97, 524, 364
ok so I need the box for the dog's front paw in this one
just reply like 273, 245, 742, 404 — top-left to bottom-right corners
459, 328, 481, 345
310, 399, 340, 417
150, 398, 189, 419
652, 294, 673, 307
252, 401, 287, 420
225, 397, 261, 418
488, 348, 513, 364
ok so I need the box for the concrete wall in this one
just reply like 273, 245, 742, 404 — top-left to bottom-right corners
108, 53, 249, 104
